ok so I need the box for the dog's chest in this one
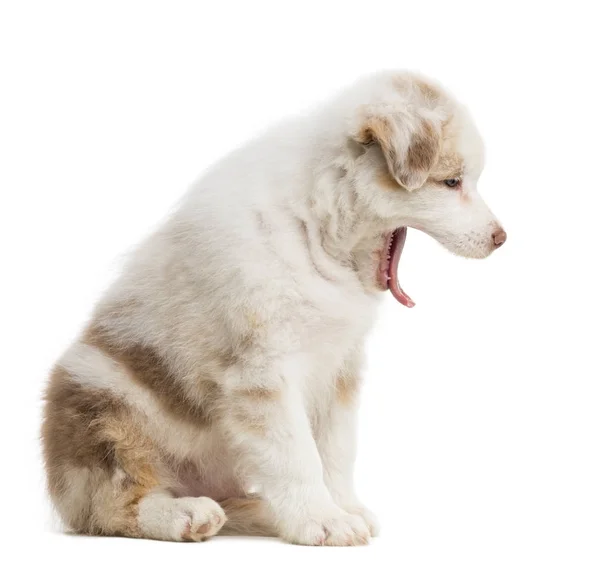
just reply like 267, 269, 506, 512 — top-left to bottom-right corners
287, 285, 377, 404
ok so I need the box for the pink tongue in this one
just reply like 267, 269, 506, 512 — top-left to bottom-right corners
388, 227, 415, 308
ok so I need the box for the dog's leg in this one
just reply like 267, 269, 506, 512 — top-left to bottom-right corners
220, 360, 371, 546
218, 497, 277, 537
316, 352, 380, 536
43, 366, 227, 541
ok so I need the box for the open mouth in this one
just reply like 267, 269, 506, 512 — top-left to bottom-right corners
377, 227, 415, 308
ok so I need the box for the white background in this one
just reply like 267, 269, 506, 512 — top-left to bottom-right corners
1, 1, 598, 566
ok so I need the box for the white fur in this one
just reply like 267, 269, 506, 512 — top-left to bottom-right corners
137, 493, 226, 541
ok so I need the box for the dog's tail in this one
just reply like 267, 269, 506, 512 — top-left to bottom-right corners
218, 497, 277, 537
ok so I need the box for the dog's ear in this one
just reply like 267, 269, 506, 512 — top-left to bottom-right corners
354, 114, 441, 191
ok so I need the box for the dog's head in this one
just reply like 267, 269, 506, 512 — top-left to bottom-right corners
337, 72, 505, 306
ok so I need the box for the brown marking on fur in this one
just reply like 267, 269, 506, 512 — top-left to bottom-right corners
376, 170, 400, 190
414, 78, 441, 103
357, 114, 441, 191
231, 409, 268, 436
103, 417, 161, 490
406, 120, 440, 172
430, 152, 463, 181
228, 385, 278, 436
355, 116, 400, 175
335, 372, 360, 407
235, 328, 258, 356
42, 367, 123, 492
392, 75, 411, 95
215, 345, 238, 369
234, 386, 280, 401
427, 113, 465, 183
396, 119, 441, 190
219, 497, 277, 537
245, 308, 265, 331
91, 463, 160, 537
224, 381, 282, 438
42, 367, 163, 536
357, 116, 406, 189
84, 325, 221, 427
355, 117, 396, 163
393, 75, 442, 106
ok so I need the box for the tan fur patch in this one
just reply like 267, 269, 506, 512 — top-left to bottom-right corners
234, 386, 280, 401
376, 170, 400, 190
244, 308, 265, 331
394, 119, 441, 190
359, 113, 441, 191
335, 371, 360, 406
428, 115, 464, 181
103, 417, 161, 489
430, 152, 463, 181
89, 458, 160, 537
231, 409, 268, 436
406, 120, 440, 173
42, 367, 163, 536
42, 367, 124, 491
89, 469, 159, 537
414, 78, 442, 103
228, 386, 278, 436
355, 115, 390, 146
355, 116, 399, 168
84, 325, 221, 426
356, 115, 411, 192
219, 497, 276, 537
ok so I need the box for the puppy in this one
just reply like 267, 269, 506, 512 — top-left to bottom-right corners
42, 71, 505, 545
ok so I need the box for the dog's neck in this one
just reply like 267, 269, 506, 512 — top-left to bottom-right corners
297, 159, 389, 295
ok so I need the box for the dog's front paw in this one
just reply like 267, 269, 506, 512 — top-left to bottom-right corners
341, 503, 380, 537
281, 506, 371, 546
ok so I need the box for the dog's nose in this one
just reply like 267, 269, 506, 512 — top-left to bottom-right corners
492, 228, 507, 248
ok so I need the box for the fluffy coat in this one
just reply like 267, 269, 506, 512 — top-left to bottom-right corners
42, 70, 505, 545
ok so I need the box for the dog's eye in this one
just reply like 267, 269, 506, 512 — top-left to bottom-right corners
444, 178, 461, 188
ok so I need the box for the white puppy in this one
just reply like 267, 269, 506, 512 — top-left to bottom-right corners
42, 70, 505, 545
